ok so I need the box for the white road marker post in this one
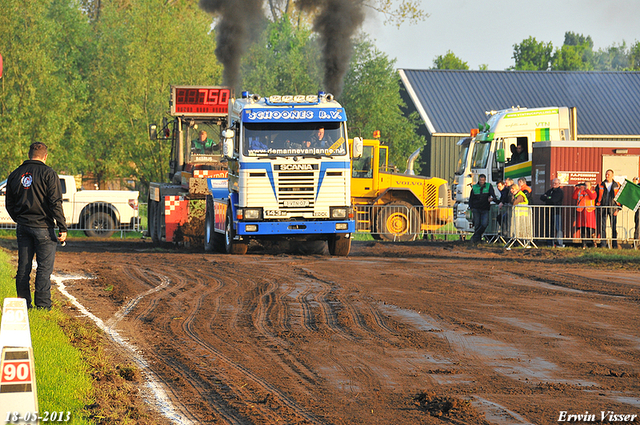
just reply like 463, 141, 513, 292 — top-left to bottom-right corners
0, 298, 39, 424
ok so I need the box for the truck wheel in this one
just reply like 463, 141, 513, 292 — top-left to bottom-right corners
375, 201, 419, 242
84, 212, 115, 238
328, 234, 351, 256
204, 205, 215, 252
225, 208, 247, 255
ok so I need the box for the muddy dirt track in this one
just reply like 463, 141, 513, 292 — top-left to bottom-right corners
51, 239, 639, 425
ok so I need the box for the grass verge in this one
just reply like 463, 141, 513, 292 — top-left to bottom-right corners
0, 249, 92, 424
0, 248, 161, 425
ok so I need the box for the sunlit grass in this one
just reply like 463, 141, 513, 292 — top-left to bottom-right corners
0, 250, 92, 424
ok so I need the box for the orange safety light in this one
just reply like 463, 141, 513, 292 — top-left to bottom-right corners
373, 130, 381, 138
470, 128, 478, 137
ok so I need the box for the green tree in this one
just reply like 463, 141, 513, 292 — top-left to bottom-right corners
85, 0, 223, 187
341, 35, 424, 172
0, 0, 91, 178
431, 51, 469, 70
241, 16, 323, 95
266, 0, 428, 27
593, 42, 630, 70
551, 32, 594, 70
511, 36, 553, 70
629, 41, 640, 70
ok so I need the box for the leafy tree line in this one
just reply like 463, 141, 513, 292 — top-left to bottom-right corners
0, 0, 423, 187
432, 32, 640, 71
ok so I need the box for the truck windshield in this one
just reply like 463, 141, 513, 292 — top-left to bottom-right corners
470, 142, 491, 169
188, 124, 223, 156
455, 143, 470, 175
243, 122, 346, 157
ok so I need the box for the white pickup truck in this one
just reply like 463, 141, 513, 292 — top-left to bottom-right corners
0, 175, 140, 237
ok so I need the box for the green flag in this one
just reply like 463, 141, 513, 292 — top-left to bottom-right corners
614, 179, 640, 212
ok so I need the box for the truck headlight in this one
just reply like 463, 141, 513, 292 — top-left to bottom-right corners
241, 208, 262, 220
330, 207, 348, 219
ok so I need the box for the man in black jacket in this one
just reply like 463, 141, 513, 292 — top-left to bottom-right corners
6, 142, 67, 310
469, 174, 496, 244
540, 178, 564, 247
596, 169, 621, 248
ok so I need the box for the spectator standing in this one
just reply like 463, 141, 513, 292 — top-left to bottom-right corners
495, 180, 508, 230
634, 177, 640, 248
5, 142, 67, 310
518, 177, 532, 202
495, 181, 507, 203
596, 169, 621, 249
506, 183, 530, 240
469, 174, 496, 244
540, 178, 564, 247
511, 184, 529, 206
502, 178, 515, 205
573, 182, 597, 249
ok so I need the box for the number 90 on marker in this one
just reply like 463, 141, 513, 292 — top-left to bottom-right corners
1, 360, 31, 383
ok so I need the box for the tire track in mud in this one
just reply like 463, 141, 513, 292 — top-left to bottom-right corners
115, 267, 170, 326
112, 264, 245, 424
114, 262, 320, 424
53, 272, 199, 425
296, 284, 319, 332
297, 266, 404, 344
136, 259, 327, 424
251, 281, 320, 387
180, 284, 324, 424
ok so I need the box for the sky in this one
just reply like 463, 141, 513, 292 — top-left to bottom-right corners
361, 0, 640, 71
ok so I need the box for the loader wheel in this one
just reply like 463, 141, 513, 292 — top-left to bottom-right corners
375, 201, 420, 242
328, 234, 351, 256
84, 212, 115, 238
225, 207, 248, 255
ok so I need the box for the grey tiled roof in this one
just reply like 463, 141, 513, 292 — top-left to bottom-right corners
399, 69, 640, 136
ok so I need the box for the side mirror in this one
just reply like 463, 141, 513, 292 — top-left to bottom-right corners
149, 124, 157, 140
223, 139, 234, 158
222, 129, 235, 158
352, 137, 363, 159
496, 148, 505, 163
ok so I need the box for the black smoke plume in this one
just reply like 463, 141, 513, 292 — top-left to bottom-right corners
199, 0, 264, 90
199, 0, 363, 97
297, 0, 365, 97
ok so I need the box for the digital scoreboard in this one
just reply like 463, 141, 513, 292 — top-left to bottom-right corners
171, 86, 232, 117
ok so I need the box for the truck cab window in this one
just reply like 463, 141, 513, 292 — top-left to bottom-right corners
353, 146, 373, 179
507, 136, 528, 165
455, 144, 470, 175
471, 142, 491, 169
492, 139, 504, 182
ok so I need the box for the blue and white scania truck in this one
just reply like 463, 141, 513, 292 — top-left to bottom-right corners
204, 91, 362, 256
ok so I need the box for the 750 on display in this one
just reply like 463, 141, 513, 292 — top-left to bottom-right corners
171, 86, 231, 117
5, 411, 71, 422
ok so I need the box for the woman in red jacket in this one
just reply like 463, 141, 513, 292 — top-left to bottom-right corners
573, 181, 597, 248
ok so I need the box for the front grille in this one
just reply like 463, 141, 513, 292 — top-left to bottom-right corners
277, 170, 315, 212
